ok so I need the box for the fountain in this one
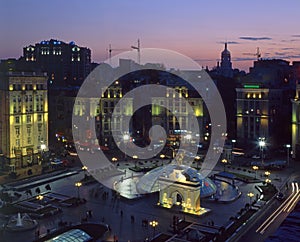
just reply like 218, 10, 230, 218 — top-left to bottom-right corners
16, 213, 22, 227
6, 213, 38, 232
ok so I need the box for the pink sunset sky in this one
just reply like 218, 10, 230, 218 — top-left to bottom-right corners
1, 0, 300, 71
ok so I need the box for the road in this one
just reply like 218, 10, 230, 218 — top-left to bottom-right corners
229, 173, 300, 242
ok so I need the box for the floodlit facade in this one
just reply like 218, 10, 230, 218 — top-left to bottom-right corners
72, 85, 133, 148
291, 82, 300, 159
236, 84, 269, 142
0, 71, 48, 172
137, 164, 216, 215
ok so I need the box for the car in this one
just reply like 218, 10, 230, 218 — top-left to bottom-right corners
276, 192, 285, 200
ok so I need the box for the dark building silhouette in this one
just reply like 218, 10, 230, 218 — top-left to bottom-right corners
219, 42, 233, 78
23, 39, 91, 88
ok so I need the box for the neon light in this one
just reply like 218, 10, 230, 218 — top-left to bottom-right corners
244, 84, 260, 89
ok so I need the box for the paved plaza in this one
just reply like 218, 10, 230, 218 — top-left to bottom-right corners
0, 153, 297, 241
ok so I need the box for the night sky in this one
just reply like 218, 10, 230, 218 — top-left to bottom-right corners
1, 0, 300, 71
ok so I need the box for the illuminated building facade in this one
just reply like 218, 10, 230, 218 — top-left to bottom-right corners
0, 71, 48, 172
151, 86, 204, 145
72, 85, 133, 148
137, 164, 215, 215
236, 84, 269, 143
291, 82, 300, 159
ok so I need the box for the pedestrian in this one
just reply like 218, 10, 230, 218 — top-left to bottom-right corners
120, 210, 123, 217
131, 215, 135, 223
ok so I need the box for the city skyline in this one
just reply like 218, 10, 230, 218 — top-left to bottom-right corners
1, 0, 300, 71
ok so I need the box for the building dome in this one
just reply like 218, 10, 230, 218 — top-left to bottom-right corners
136, 164, 216, 197
221, 43, 231, 56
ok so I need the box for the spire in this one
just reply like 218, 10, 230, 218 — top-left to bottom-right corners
225, 42, 227, 50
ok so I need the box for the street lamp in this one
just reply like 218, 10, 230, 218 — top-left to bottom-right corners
258, 137, 266, 165
232, 139, 236, 150
195, 156, 201, 170
286, 144, 291, 167
149, 220, 158, 238
252, 166, 259, 179
123, 134, 130, 161
40, 143, 46, 165
264, 171, 270, 177
36, 194, 44, 204
265, 178, 271, 184
247, 192, 254, 204
133, 155, 138, 168
75, 182, 82, 199
221, 159, 228, 172
112, 157, 118, 162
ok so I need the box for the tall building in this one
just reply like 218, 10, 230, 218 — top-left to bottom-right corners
72, 84, 133, 148
23, 39, 91, 87
219, 43, 233, 78
0, 71, 48, 172
236, 84, 270, 143
152, 86, 204, 146
236, 59, 295, 148
291, 83, 300, 159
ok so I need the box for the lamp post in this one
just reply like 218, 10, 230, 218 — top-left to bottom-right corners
221, 159, 228, 172
133, 155, 138, 168
232, 139, 236, 150
40, 143, 46, 165
195, 156, 201, 170
265, 178, 271, 184
36, 194, 44, 204
75, 182, 82, 199
123, 134, 130, 161
264, 171, 270, 177
247, 192, 254, 204
286, 144, 291, 167
252, 165, 259, 179
149, 220, 158, 238
258, 137, 266, 165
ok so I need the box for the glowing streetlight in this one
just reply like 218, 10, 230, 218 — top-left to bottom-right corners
252, 166, 259, 179
149, 220, 158, 238
123, 134, 130, 160
264, 171, 270, 177
133, 155, 138, 167
160, 154, 165, 159
247, 192, 254, 203
221, 159, 228, 172
258, 137, 266, 165
286, 144, 291, 167
112, 157, 118, 162
265, 178, 271, 184
39, 143, 47, 165
185, 134, 192, 143
36, 194, 44, 201
75, 182, 82, 199
195, 156, 201, 169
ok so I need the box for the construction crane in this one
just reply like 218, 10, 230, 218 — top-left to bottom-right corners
131, 39, 141, 64
243, 47, 261, 60
107, 44, 129, 64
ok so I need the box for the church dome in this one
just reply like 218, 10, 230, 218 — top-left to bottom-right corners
136, 164, 217, 197
222, 43, 231, 56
